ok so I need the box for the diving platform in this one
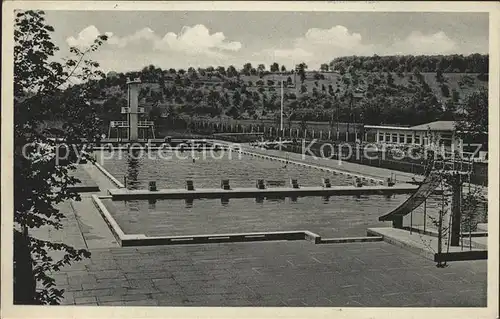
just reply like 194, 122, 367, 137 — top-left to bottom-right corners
108, 184, 418, 200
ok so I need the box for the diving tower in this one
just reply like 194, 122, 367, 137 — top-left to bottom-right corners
107, 78, 155, 142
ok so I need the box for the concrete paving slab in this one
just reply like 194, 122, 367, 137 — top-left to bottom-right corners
367, 227, 486, 261
56, 240, 486, 307
70, 195, 119, 249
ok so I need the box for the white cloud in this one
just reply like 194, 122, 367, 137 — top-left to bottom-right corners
388, 31, 457, 55
259, 27, 460, 68
66, 25, 113, 49
296, 26, 364, 48
154, 24, 242, 57
107, 27, 159, 48
66, 24, 465, 73
260, 25, 375, 69
68, 24, 242, 60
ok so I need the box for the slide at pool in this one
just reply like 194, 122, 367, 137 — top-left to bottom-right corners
379, 159, 442, 224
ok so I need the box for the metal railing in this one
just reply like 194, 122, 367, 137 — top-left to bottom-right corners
138, 120, 154, 126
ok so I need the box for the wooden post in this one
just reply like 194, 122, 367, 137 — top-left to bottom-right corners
423, 199, 427, 232
450, 173, 462, 246
438, 206, 443, 255
410, 209, 413, 234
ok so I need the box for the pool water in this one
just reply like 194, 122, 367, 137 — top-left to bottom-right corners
102, 195, 445, 238
98, 150, 369, 190
97, 149, 485, 238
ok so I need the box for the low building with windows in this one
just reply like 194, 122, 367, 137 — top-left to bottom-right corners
364, 120, 488, 161
365, 121, 458, 146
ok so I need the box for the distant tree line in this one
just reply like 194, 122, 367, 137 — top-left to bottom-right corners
329, 54, 489, 74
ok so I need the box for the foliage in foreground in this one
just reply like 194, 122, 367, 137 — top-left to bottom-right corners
14, 10, 107, 304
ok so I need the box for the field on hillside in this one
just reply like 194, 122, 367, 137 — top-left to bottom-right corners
131, 71, 487, 101
100, 67, 488, 126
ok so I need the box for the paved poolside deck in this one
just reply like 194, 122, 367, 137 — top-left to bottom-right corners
26, 158, 488, 307
54, 238, 486, 307
29, 187, 486, 307
68, 165, 100, 192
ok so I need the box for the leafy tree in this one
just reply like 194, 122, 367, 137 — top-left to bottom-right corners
175, 96, 184, 104
270, 62, 280, 72
328, 84, 334, 96
281, 65, 286, 72
451, 89, 460, 103
296, 62, 308, 83
14, 10, 108, 304
461, 186, 486, 249
442, 99, 457, 120
149, 105, 163, 124
197, 68, 206, 77
216, 66, 226, 76
189, 70, 199, 81
436, 68, 444, 83
455, 88, 488, 140
439, 83, 450, 97
386, 73, 394, 87
207, 89, 220, 107
232, 91, 242, 107
320, 63, 329, 72
242, 63, 252, 76
242, 98, 254, 111
226, 106, 240, 119
227, 65, 238, 77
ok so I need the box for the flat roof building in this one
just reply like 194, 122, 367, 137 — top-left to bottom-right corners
364, 121, 458, 148
364, 120, 488, 161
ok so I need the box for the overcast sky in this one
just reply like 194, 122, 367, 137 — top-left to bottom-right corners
43, 11, 489, 73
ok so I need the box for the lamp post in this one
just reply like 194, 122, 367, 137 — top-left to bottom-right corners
280, 80, 284, 137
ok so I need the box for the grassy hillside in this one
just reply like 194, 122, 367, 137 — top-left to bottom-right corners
95, 57, 488, 127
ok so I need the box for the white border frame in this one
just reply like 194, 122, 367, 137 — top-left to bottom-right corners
2, 2, 498, 319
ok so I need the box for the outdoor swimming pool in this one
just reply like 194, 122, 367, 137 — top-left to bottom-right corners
101, 195, 444, 238
98, 149, 374, 190
96, 148, 471, 239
